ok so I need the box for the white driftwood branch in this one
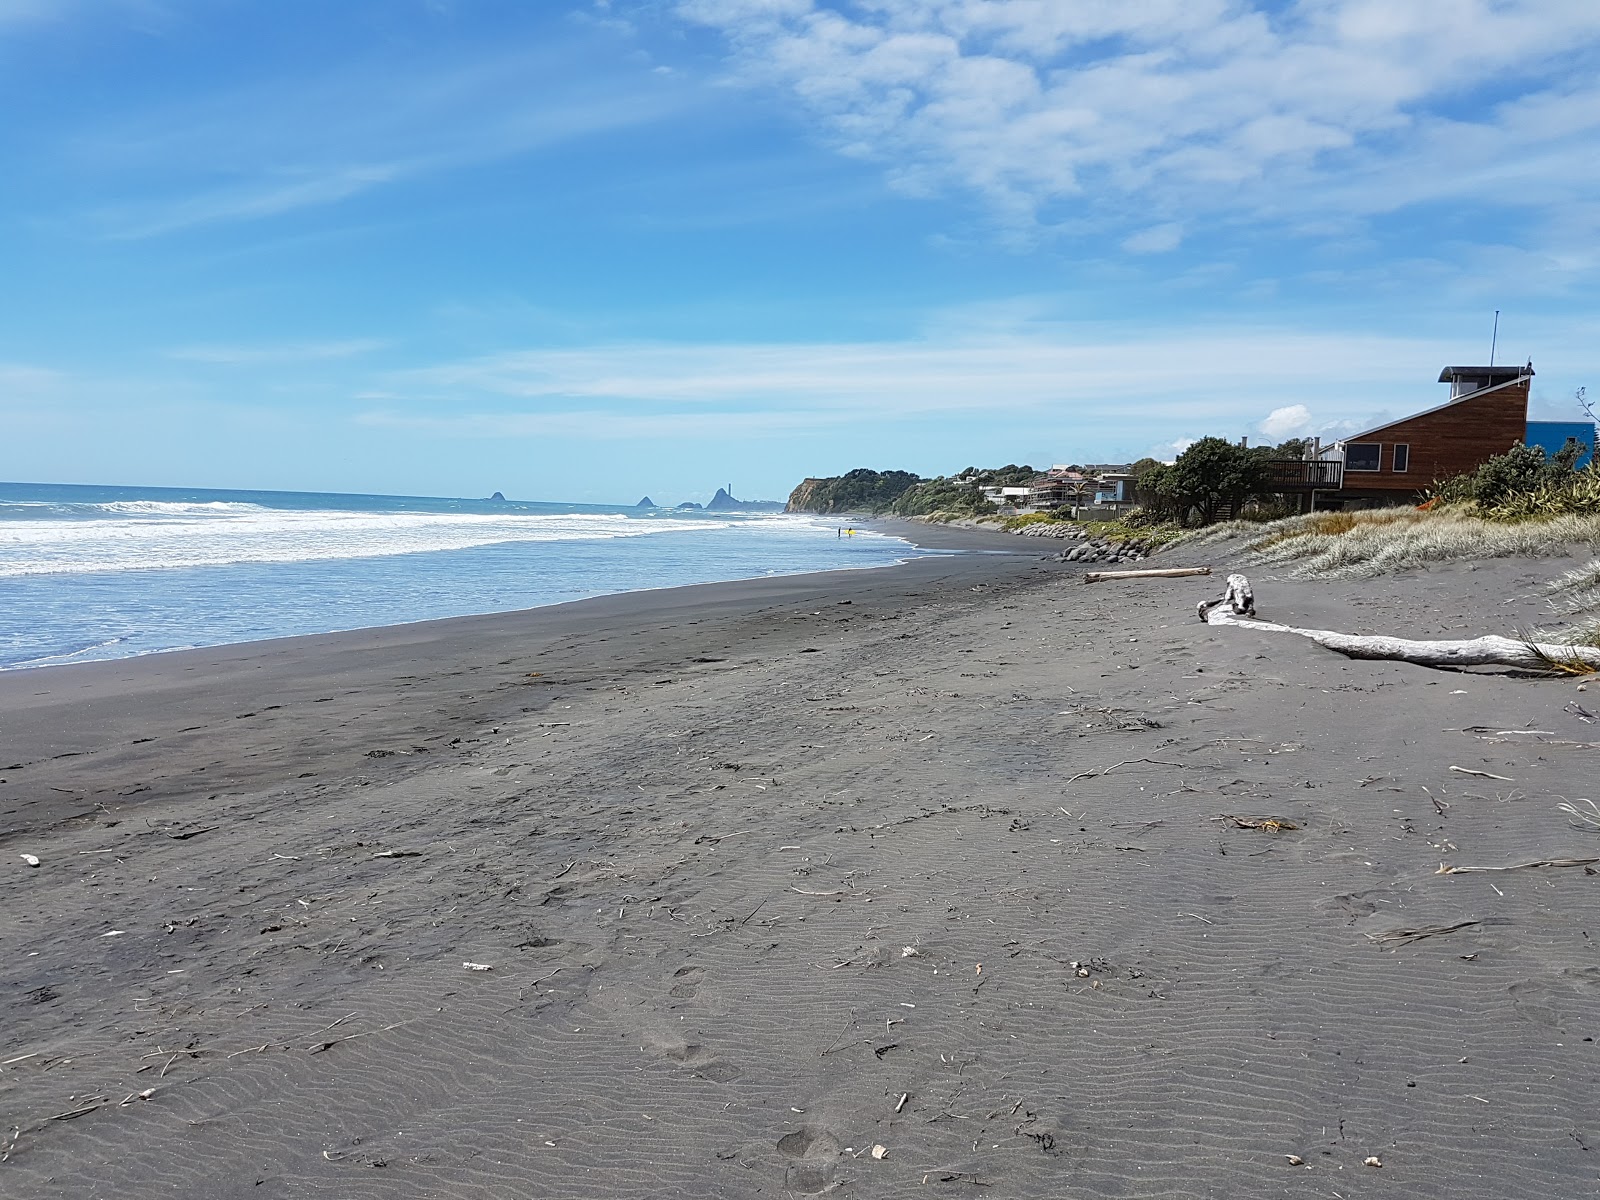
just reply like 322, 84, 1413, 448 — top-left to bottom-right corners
1200, 574, 1600, 672
1084, 566, 1212, 583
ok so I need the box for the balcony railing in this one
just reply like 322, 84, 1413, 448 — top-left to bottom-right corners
1265, 459, 1344, 490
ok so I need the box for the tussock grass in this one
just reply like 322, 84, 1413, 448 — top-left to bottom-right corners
1551, 559, 1600, 615
1204, 509, 1600, 580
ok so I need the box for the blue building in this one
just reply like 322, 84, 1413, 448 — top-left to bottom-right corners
1525, 420, 1596, 469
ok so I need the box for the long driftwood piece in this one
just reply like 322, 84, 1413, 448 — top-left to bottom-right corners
1084, 566, 1212, 583
1199, 573, 1600, 672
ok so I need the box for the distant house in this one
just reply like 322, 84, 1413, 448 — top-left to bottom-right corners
1091, 472, 1137, 510
1024, 469, 1098, 513
1266, 362, 1576, 508
978, 485, 1032, 509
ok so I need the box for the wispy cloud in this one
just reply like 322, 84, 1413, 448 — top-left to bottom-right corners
0, 360, 66, 395
77, 41, 697, 237
678, 1, 1600, 243
374, 324, 1481, 446
354, 407, 850, 440
169, 339, 389, 366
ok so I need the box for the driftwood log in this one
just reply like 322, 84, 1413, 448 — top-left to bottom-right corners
1084, 566, 1212, 584
1199, 574, 1600, 672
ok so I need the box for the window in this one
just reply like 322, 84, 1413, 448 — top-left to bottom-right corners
1345, 443, 1381, 472
1392, 444, 1410, 473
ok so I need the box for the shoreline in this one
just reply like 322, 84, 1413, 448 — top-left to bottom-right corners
5, 540, 1598, 1197
0, 540, 1047, 838
0, 519, 981, 677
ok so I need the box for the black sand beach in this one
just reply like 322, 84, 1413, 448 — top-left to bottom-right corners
3, 530, 1599, 1198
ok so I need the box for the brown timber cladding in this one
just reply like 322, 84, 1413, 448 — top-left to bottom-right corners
1342, 377, 1529, 493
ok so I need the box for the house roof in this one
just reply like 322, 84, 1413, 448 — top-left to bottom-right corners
1340, 371, 1532, 444
1437, 364, 1532, 383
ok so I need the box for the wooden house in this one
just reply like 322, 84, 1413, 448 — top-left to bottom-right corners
1269, 363, 1536, 508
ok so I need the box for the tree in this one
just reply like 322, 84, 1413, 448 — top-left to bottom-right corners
1162, 437, 1271, 525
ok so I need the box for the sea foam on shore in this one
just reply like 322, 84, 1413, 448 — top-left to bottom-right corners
0, 481, 930, 668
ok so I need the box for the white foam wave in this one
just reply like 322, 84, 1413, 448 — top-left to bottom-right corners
0, 507, 767, 577
95, 499, 271, 516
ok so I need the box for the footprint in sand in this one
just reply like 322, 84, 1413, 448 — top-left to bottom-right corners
1509, 966, 1600, 1031
670, 965, 703, 998
650, 1036, 742, 1083
778, 1127, 842, 1194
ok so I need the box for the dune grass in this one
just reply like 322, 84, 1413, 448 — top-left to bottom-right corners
1176, 508, 1600, 581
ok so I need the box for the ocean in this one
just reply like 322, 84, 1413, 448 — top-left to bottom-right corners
0, 482, 931, 670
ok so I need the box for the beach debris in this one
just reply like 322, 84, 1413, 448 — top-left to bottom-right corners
164, 826, 216, 841
901, 946, 920, 958
790, 886, 875, 899
1568, 701, 1597, 723
1364, 1156, 1383, 1168
100, 929, 126, 938
1557, 799, 1600, 830
1437, 857, 1600, 874
1216, 815, 1299, 832
1284, 1154, 1304, 1166
1365, 920, 1481, 947
308, 1019, 407, 1054
372, 849, 422, 859
1199, 576, 1600, 672
895, 1092, 909, 1113
19, 854, 39, 867
47, 1098, 107, 1121
1449, 765, 1513, 781
463, 961, 494, 971
1084, 566, 1212, 584
870, 1144, 889, 1160
1065, 758, 1183, 783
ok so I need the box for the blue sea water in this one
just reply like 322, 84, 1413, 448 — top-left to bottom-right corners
0, 482, 933, 670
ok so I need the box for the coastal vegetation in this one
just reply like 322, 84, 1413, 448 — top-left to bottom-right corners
785, 465, 1036, 517
1131, 436, 1306, 526
889, 465, 1037, 518
1186, 507, 1600, 578
785, 468, 923, 514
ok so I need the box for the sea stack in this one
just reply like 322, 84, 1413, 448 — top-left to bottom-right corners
636, 496, 656, 508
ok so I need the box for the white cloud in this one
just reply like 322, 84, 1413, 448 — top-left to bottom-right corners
679, 1, 1600, 238
1122, 222, 1183, 254
1259, 403, 1313, 441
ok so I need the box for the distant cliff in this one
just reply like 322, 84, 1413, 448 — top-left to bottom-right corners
785, 469, 923, 514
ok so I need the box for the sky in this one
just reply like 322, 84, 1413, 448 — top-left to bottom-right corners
3, 0, 1599, 505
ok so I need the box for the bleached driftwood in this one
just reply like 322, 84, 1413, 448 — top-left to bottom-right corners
1195, 572, 1254, 619
1199, 574, 1600, 672
1084, 566, 1211, 583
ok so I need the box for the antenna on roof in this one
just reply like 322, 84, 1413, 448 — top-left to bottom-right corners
1489, 310, 1499, 367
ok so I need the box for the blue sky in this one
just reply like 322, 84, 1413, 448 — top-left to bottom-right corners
3, 0, 1598, 505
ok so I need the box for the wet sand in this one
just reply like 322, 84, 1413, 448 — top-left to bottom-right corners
3, 533, 1598, 1198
